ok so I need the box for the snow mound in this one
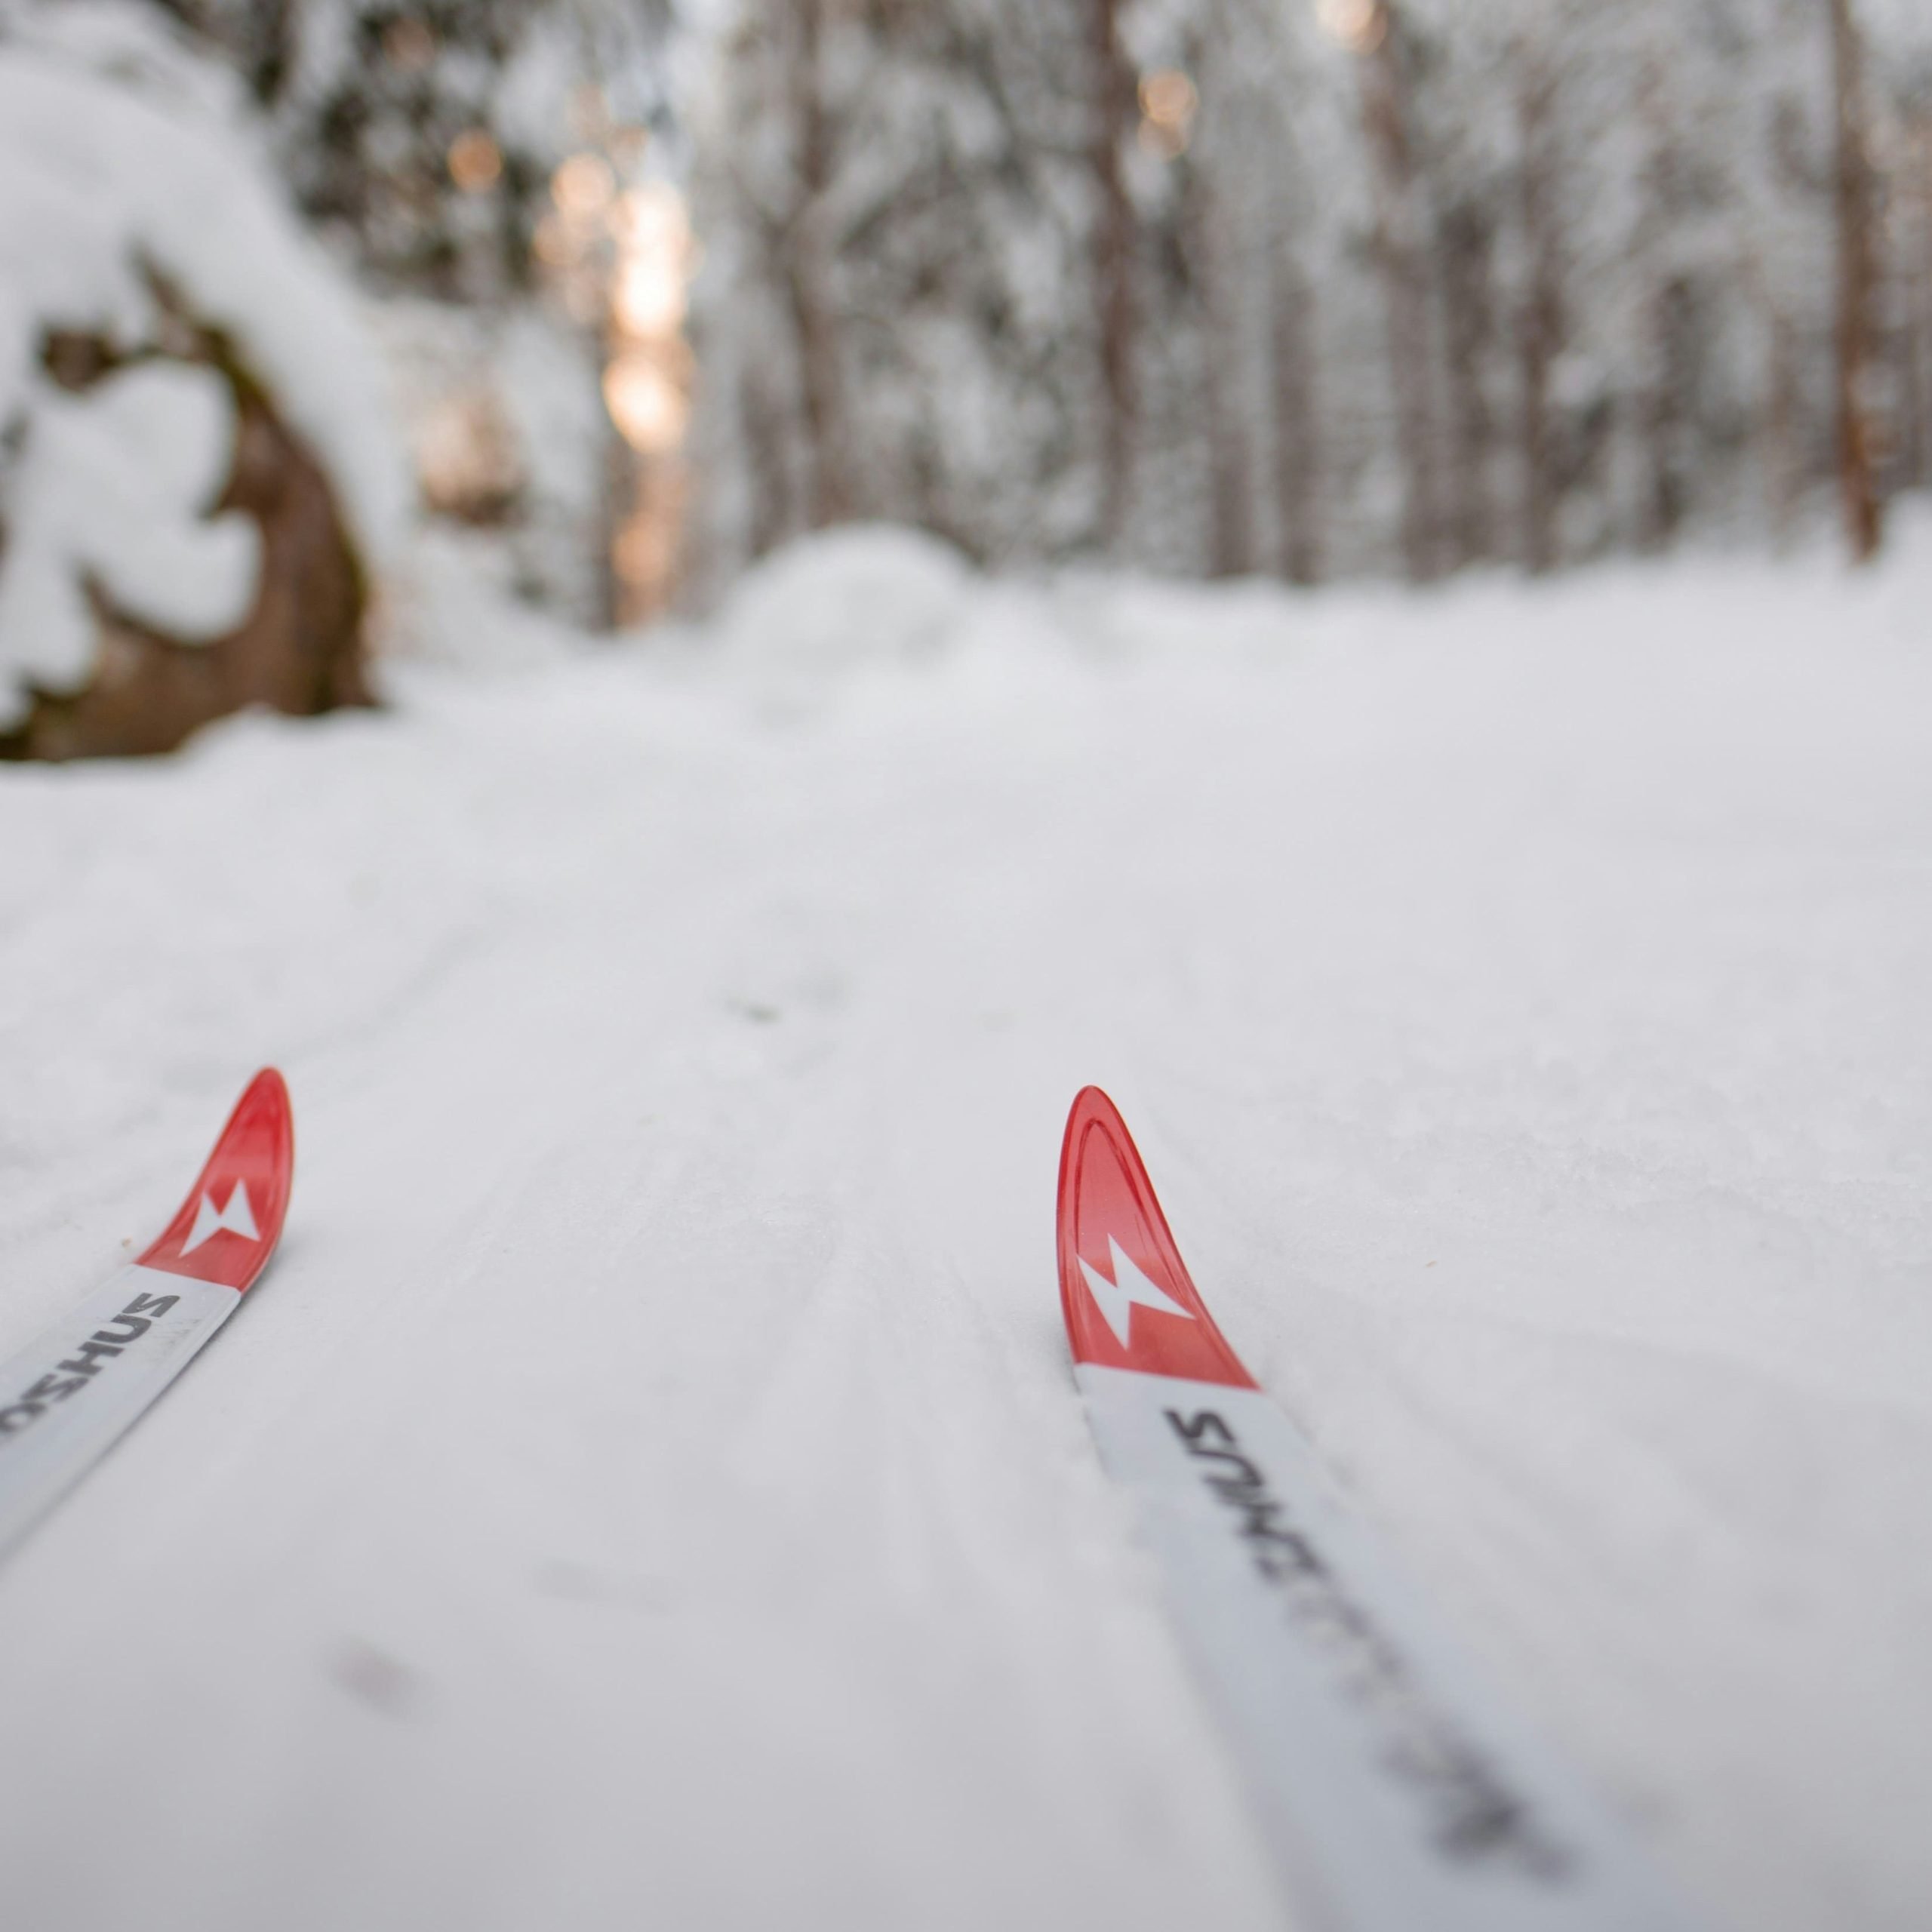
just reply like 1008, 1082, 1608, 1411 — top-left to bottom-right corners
714, 525, 974, 675
0, 17, 407, 719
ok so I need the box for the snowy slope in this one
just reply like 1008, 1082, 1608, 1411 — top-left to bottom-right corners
0, 534, 1929, 1932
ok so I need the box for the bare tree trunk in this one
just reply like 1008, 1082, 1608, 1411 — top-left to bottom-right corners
598, 387, 627, 629
1765, 299, 1804, 547
1632, 52, 1690, 553
783, 0, 853, 529
1916, 125, 1932, 491
1915, 124, 1932, 489
1354, 3, 1446, 583
1198, 220, 1254, 577
1436, 201, 1497, 566
1185, 63, 1256, 580
1881, 112, 1932, 497
1271, 243, 1323, 585
739, 351, 792, 561
1903, 258, 1928, 493
1641, 275, 1696, 549
1515, 35, 1564, 575
1830, 0, 1883, 561
1088, 0, 1137, 546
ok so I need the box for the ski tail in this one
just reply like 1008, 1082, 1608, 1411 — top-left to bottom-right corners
137, 1067, 294, 1291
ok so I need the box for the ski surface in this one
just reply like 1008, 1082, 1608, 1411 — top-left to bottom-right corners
1057, 1087, 1701, 1932
0, 1069, 293, 1560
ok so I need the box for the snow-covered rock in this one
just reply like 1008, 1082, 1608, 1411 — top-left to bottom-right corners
0, 8, 407, 743
0, 362, 260, 708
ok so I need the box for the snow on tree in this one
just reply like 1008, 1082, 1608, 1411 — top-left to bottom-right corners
688, 0, 1932, 595
0, 2, 405, 757
685, 0, 1112, 595
151, 0, 678, 627
156, 0, 671, 303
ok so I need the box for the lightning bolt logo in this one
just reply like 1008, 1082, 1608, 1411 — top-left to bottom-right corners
1078, 1236, 1195, 1349
180, 1182, 259, 1256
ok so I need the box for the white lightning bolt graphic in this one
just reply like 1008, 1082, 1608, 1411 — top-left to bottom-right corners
1078, 1236, 1195, 1349
180, 1181, 259, 1255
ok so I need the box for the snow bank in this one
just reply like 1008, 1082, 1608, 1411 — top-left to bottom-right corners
0, 8, 407, 719
0, 540, 1929, 1932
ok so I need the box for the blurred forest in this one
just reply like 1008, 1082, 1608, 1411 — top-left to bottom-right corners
15, 0, 1932, 641
690, 0, 1932, 594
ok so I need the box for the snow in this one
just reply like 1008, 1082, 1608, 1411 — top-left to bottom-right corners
1, 534, 1930, 1932
0, 17, 408, 720
713, 522, 974, 674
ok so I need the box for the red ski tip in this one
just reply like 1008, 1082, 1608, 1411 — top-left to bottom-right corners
138, 1069, 294, 1293
1057, 1087, 1254, 1387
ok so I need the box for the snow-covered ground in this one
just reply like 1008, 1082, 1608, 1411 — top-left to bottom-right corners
2, 531, 1929, 1932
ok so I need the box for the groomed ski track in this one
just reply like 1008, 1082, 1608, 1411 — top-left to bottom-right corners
2, 540, 1929, 1932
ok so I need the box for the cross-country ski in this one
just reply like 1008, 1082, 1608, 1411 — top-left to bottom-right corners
0, 1069, 293, 1561
1058, 1085, 1703, 1932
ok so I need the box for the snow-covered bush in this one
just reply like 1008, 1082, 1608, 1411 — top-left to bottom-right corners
0, 3, 405, 757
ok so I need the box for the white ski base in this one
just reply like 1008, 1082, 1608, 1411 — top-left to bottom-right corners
0, 1266, 242, 1558
1076, 1363, 1700, 1932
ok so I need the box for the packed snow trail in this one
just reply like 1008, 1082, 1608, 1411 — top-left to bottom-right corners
1, 534, 1929, 1931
